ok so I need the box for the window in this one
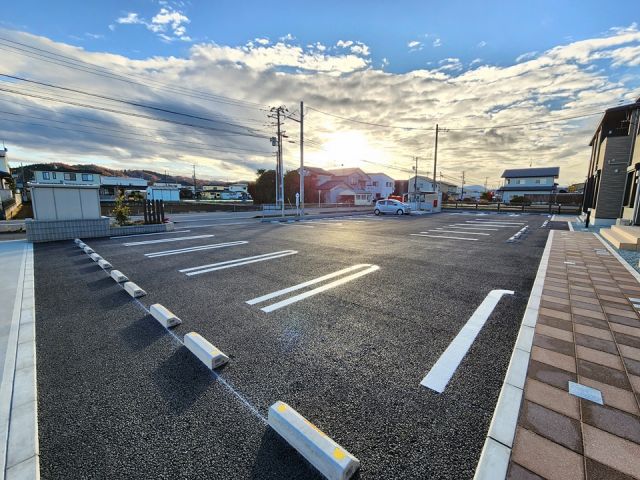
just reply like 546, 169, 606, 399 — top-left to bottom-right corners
535, 179, 541, 184
386, 182, 392, 187
42, 172, 50, 180
64, 173, 77, 181
517, 179, 525, 185
506, 179, 511, 184
373, 181, 379, 187
52, 172, 57, 179
82, 174, 93, 181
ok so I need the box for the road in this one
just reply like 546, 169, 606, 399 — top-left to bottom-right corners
33, 211, 565, 479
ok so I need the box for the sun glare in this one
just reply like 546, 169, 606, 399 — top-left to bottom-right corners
311, 131, 387, 170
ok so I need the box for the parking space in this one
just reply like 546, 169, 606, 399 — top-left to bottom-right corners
35, 211, 554, 479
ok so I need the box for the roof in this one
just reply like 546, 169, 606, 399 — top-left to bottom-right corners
326, 168, 370, 179
304, 166, 332, 176
497, 185, 557, 192
317, 180, 352, 191
367, 172, 394, 180
100, 176, 148, 187
590, 99, 640, 145
501, 167, 560, 178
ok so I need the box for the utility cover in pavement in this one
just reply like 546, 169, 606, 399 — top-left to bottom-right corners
568, 381, 603, 405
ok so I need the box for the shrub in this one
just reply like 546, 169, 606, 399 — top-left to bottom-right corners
112, 195, 131, 226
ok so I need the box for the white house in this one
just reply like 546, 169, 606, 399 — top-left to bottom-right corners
33, 169, 100, 185
497, 167, 560, 203
366, 173, 395, 200
0, 148, 12, 203
407, 175, 436, 194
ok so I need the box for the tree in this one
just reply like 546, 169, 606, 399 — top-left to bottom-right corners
112, 195, 131, 226
480, 191, 494, 201
249, 170, 276, 204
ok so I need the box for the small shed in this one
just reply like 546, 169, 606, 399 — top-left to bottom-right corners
30, 183, 101, 220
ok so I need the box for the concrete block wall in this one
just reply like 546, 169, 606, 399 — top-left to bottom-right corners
26, 219, 175, 242
26, 218, 110, 242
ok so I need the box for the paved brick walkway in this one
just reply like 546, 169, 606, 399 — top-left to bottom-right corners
508, 232, 640, 480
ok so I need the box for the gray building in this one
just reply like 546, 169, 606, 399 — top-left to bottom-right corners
582, 98, 640, 226
497, 167, 560, 203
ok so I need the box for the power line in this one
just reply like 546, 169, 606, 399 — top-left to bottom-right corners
0, 73, 266, 133
306, 106, 435, 131
0, 36, 269, 110
0, 86, 270, 139
0, 109, 271, 154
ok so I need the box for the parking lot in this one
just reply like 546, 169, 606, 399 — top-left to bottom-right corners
34, 211, 565, 479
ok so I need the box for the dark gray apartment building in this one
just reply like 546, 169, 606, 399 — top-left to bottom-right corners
582, 97, 640, 226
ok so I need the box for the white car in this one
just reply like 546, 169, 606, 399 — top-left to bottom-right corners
374, 199, 411, 215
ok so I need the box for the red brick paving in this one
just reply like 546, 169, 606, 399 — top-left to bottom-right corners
507, 232, 640, 479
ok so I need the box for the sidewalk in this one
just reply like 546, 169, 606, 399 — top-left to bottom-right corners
0, 240, 39, 479
507, 232, 640, 479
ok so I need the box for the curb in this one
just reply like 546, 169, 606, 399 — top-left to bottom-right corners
1, 243, 40, 480
473, 229, 555, 480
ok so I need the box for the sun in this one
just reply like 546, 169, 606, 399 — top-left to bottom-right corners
312, 131, 384, 170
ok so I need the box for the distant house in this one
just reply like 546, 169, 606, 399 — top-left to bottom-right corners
100, 176, 148, 201
366, 172, 395, 200
147, 185, 180, 202
407, 175, 437, 194
0, 148, 12, 204
461, 185, 487, 201
317, 168, 372, 205
582, 98, 640, 226
497, 167, 560, 203
33, 169, 100, 186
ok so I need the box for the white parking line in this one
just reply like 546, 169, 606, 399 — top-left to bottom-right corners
308, 222, 344, 226
431, 230, 490, 236
110, 230, 191, 239
145, 241, 248, 258
448, 225, 499, 231
420, 289, 515, 393
246, 263, 377, 309
410, 234, 478, 241
180, 250, 298, 275
179, 221, 257, 229
122, 234, 214, 246
466, 221, 525, 225
248, 264, 379, 313
464, 222, 522, 227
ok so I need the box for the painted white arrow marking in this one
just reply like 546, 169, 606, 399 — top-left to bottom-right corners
420, 289, 515, 393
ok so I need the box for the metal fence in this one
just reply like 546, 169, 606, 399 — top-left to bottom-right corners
443, 201, 582, 215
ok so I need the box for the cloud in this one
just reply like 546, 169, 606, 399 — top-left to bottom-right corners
432, 38, 442, 47
116, 12, 143, 25
350, 42, 370, 56
516, 51, 538, 62
255, 38, 270, 46
2, 24, 640, 185
477, 40, 487, 48
115, 7, 191, 42
408, 40, 423, 52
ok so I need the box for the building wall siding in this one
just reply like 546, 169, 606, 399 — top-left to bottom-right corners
594, 136, 632, 219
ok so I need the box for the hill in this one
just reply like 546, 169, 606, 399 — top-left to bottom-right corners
12, 162, 242, 187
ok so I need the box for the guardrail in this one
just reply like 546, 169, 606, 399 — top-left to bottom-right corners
442, 202, 582, 214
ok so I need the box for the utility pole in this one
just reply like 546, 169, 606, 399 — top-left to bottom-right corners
192, 164, 197, 201
433, 124, 439, 192
268, 106, 286, 216
286, 102, 305, 216
461, 171, 465, 199
484, 177, 488, 191
300, 101, 304, 216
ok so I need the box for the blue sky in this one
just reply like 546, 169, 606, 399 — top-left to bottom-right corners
1, 1, 640, 185
5, 0, 638, 72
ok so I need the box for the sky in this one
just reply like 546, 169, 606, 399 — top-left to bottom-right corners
1, 1, 640, 187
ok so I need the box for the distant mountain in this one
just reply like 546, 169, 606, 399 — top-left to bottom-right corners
12, 162, 240, 187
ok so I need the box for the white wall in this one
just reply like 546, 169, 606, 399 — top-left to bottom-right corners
31, 184, 101, 220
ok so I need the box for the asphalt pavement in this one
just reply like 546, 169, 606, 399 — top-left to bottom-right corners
34, 211, 560, 479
